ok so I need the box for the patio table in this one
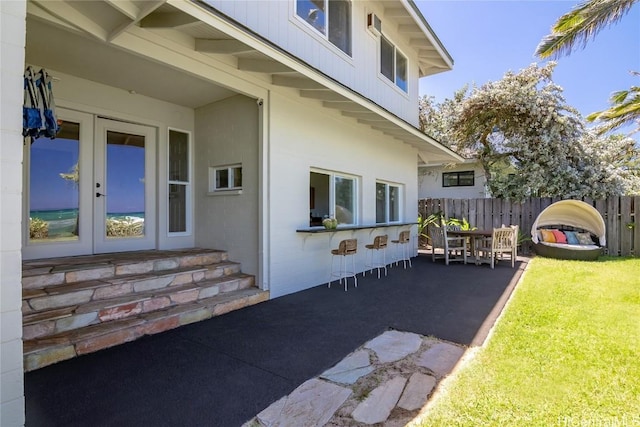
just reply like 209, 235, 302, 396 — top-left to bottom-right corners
447, 229, 493, 264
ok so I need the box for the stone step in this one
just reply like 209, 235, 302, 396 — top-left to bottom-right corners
22, 262, 242, 315
23, 273, 255, 340
24, 287, 270, 372
22, 248, 229, 290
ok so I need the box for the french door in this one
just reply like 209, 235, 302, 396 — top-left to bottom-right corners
24, 110, 156, 259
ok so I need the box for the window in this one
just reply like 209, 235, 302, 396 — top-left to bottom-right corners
309, 170, 358, 226
376, 182, 402, 223
168, 130, 191, 234
443, 171, 475, 187
380, 35, 408, 92
296, 0, 352, 56
210, 164, 242, 192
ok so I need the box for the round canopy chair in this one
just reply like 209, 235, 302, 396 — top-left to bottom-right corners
530, 200, 606, 261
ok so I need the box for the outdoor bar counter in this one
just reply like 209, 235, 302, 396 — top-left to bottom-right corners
296, 222, 416, 233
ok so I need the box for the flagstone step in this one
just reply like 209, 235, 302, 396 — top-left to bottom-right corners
22, 261, 242, 315
24, 287, 270, 371
23, 273, 255, 340
22, 249, 265, 372
22, 248, 229, 289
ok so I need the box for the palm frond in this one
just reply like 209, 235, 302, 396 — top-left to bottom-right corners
536, 0, 639, 59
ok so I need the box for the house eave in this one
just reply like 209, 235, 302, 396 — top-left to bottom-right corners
184, 0, 460, 163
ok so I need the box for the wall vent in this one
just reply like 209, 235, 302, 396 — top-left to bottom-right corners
367, 13, 382, 36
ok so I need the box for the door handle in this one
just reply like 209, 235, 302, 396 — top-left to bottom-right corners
95, 183, 106, 197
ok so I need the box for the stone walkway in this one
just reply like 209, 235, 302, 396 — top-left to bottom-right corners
243, 330, 466, 427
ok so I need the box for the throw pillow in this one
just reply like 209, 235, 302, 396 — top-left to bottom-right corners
564, 231, 580, 245
551, 230, 567, 244
540, 229, 556, 243
576, 232, 595, 245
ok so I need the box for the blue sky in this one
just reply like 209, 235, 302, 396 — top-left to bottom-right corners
415, 0, 640, 140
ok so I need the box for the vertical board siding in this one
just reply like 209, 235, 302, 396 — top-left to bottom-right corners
419, 197, 639, 257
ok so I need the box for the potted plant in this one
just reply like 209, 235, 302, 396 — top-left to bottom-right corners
322, 217, 338, 229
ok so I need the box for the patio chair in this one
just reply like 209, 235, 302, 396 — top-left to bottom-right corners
427, 225, 467, 265
476, 226, 517, 269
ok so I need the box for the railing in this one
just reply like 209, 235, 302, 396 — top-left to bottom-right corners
419, 197, 640, 257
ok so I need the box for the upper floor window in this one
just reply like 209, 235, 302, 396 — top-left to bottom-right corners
310, 170, 358, 226
376, 181, 402, 223
296, 0, 352, 56
443, 171, 474, 187
380, 35, 407, 92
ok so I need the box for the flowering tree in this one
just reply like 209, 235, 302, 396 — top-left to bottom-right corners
420, 62, 640, 199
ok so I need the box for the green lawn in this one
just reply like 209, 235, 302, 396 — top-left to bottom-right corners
418, 257, 640, 427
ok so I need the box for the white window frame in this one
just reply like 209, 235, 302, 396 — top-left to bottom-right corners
295, 0, 352, 56
380, 35, 408, 93
209, 164, 243, 195
310, 169, 359, 226
376, 181, 403, 224
168, 128, 192, 236
442, 171, 475, 187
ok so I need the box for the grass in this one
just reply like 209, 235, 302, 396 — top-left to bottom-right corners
418, 256, 640, 427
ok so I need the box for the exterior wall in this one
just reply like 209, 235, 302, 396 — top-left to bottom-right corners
194, 95, 260, 278
205, 0, 422, 126
267, 91, 418, 298
1, 1, 26, 425
20, 69, 196, 252
418, 163, 488, 199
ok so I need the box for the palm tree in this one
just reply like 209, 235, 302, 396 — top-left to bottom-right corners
535, 0, 639, 134
586, 73, 640, 133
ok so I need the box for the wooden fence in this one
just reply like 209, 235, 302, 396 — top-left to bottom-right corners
418, 197, 640, 257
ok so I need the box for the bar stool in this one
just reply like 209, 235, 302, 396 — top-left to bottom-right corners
329, 238, 358, 291
391, 230, 412, 269
363, 234, 388, 278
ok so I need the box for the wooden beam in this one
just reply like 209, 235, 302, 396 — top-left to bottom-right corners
195, 39, 255, 54
105, 0, 138, 20
341, 111, 385, 120
237, 58, 293, 73
384, 7, 406, 18
398, 24, 421, 33
272, 75, 325, 89
32, 0, 109, 40
107, 1, 166, 42
299, 90, 347, 101
139, 12, 198, 28
322, 101, 369, 112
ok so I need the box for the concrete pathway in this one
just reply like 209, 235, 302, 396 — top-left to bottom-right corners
245, 330, 466, 427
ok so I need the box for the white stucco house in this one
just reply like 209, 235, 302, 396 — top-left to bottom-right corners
1, 1, 461, 424
418, 159, 489, 199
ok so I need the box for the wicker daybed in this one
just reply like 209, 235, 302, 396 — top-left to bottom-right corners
531, 200, 606, 261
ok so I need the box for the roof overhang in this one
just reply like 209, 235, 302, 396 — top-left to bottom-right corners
26, 0, 461, 164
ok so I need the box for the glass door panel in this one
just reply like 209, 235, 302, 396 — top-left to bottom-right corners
23, 109, 93, 260
29, 121, 80, 243
94, 119, 156, 253
105, 130, 146, 239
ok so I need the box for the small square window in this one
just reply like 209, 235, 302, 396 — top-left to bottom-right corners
210, 164, 243, 192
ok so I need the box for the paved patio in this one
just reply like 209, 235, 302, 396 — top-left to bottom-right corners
25, 253, 526, 426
